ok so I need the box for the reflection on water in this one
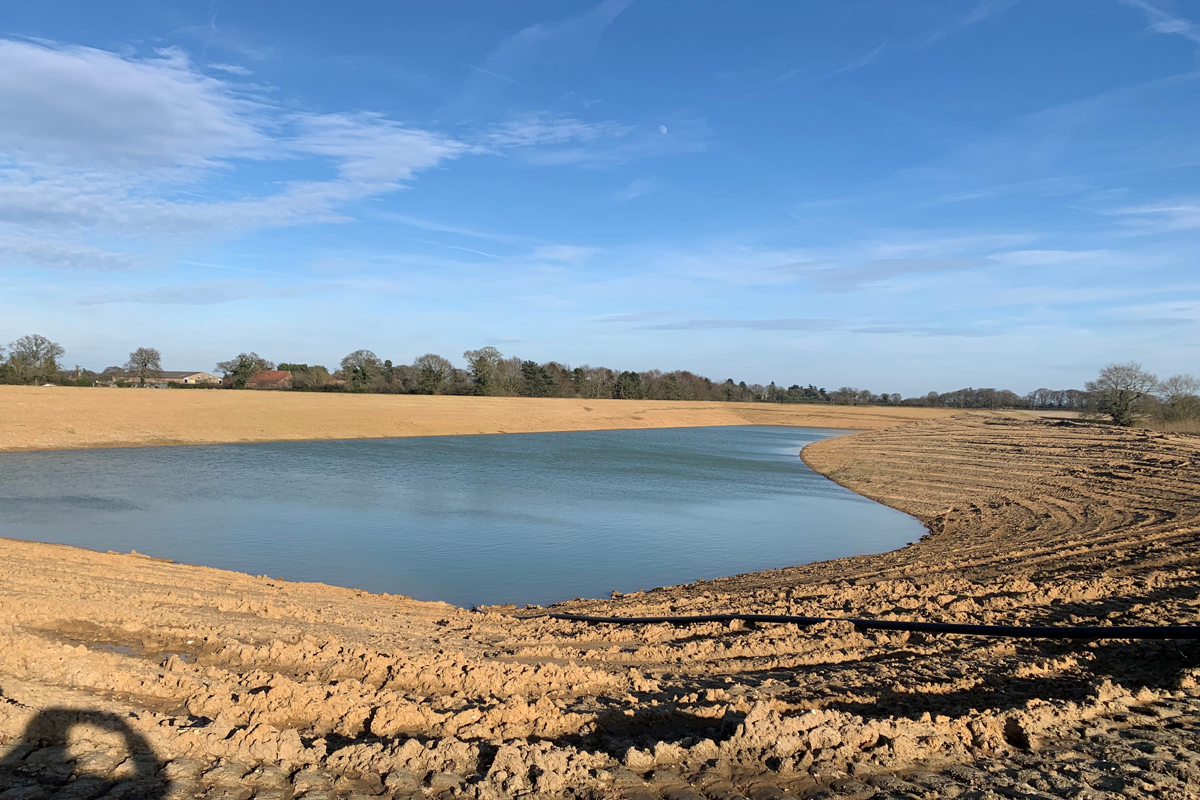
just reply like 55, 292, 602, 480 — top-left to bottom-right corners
0, 426, 925, 607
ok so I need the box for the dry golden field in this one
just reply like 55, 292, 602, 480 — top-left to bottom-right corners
0, 385, 955, 452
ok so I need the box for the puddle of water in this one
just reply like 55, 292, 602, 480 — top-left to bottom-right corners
93, 643, 136, 656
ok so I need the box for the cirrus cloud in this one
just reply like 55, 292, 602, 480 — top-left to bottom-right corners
0, 235, 147, 271
0, 39, 267, 171
0, 38, 469, 247
79, 278, 335, 306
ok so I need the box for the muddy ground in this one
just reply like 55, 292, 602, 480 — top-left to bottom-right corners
1, 413, 1198, 798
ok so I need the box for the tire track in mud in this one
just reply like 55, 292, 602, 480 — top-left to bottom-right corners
1, 412, 1199, 798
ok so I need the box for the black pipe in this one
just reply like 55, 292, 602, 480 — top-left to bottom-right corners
545, 612, 1200, 640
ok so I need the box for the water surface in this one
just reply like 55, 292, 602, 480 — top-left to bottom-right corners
0, 426, 924, 606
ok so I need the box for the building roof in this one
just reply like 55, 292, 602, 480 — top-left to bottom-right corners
250, 370, 293, 384
98, 371, 214, 381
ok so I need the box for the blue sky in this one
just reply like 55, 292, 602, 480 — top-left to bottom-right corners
0, 0, 1197, 394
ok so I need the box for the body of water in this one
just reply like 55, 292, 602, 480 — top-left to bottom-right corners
0, 426, 925, 607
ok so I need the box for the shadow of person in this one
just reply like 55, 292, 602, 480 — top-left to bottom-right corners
0, 707, 170, 798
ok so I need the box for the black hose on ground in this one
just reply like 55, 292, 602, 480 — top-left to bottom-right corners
544, 612, 1200, 640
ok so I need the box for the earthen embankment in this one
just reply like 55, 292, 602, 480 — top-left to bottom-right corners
0, 385, 953, 453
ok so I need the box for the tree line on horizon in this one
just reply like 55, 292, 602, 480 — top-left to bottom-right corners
205, 345, 1109, 412
2, 333, 1197, 429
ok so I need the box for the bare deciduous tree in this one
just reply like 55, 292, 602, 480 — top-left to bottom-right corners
1158, 374, 1200, 403
124, 347, 162, 386
6, 334, 65, 384
1155, 373, 1200, 426
494, 356, 525, 396
573, 365, 616, 399
1085, 361, 1158, 426
413, 353, 453, 394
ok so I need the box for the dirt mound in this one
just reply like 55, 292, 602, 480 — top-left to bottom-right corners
1, 412, 1198, 798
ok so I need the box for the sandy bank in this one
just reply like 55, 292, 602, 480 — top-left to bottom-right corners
1, 413, 1198, 798
0, 384, 954, 453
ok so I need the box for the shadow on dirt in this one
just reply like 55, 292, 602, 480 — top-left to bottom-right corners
1021, 580, 1200, 627
0, 706, 169, 798
547, 705, 746, 761
816, 638, 1200, 721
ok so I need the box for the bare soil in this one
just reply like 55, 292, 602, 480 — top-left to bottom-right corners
0, 386, 953, 453
1, 412, 1199, 799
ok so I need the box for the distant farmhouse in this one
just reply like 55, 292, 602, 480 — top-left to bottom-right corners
97, 370, 221, 387
160, 371, 222, 385
245, 370, 293, 390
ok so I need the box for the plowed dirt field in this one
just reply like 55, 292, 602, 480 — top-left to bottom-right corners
1, 412, 1198, 799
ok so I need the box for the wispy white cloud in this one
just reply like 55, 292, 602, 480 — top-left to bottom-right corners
0, 37, 697, 259
378, 213, 534, 246
987, 249, 1112, 266
177, 258, 331, 282
1116, 0, 1200, 45
478, 0, 632, 80
639, 317, 843, 332
854, 232, 1040, 259
448, 0, 632, 116
521, 120, 709, 166
877, 70, 1200, 217
822, 43, 888, 79
770, 2, 1015, 87
920, 176, 1093, 207
466, 64, 521, 85
782, 257, 990, 292
631, 316, 995, 338
0, 174, 344, 236
596, 233, 1034, 294
1121, 299, 1200, 319
208, 62, 252, 76
984, 282, 1200, 307
483, 112, 631, 149
307, 258, 367, 275
374, 212, 607, 268
1106, 198, 1200, 233
921, 0, 1021, 46
0, 35, 696, 265
0, 235, 147, 271
80, 278, 332, 305
0, 39, 267, 172
0, 39, 464, 246
289, 111, 467, 184
852, 322, 997, 338
1100, 299, 1200, 331
479, 113, 707, 167
614, 177, 657, 201
962, 0, 1021, 26
530, 244, 598, 263
411, 239, 505, 259
771, 42, 887, 86
591, 310, 680, 323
